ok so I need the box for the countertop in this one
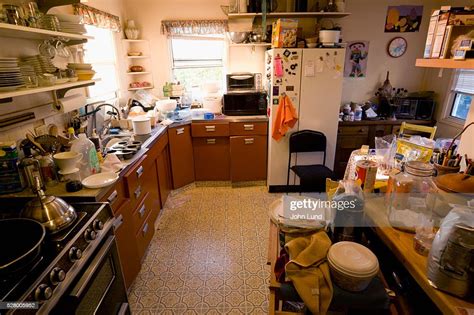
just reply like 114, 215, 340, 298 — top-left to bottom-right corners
0, 115, 268, 202
364, 197, 474, 314
338, 119, 434, 126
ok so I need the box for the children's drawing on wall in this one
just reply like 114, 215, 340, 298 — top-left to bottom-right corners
385, 5, 423, 32
344, 41, 369, 78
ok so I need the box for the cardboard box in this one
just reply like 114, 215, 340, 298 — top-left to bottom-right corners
271, 19, 298, 48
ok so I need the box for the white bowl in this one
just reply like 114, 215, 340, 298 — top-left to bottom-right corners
82, 172, 119, 189
307, 43, 317, 48
54, 14, 82, 23
53, 151, 83, 173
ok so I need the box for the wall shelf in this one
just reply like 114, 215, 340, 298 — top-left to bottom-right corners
229, 43, 271, 47
0, 22, 93, 42
0, 80, 97, 101
127, 72, 151, 75
415, 58, 474, 69
128, 86, 154, 91
228, 12, 351, 19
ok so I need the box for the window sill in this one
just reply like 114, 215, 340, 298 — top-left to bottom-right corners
439, 117, 465, 129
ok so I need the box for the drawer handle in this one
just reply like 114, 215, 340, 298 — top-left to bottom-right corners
243, 124, 254, 131
244, 138, 254, 145
176, 128, 184, 135
134, 185, 142, 199
113, 214, 123, 230
205, 125, 216, 132
107, 190, 118, 205
206, 138, 216, 144
138, 204, 146, 218
142, 222, 149, 236
136, 165, 144, 178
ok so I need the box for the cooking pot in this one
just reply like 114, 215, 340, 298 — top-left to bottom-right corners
21, 176, 77, 234
0, 218, 45, 276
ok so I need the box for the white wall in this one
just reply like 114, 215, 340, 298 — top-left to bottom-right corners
338, 0, 439, 104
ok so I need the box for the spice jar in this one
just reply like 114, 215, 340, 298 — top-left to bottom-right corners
388, 161, 437, 232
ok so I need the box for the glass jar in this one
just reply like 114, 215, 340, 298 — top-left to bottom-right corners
38, 154, 58, 187
388, 161, 437, 232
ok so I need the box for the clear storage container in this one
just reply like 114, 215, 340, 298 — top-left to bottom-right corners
388, 161, 437, 232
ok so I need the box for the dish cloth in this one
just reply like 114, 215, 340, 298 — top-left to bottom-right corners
285, 230, 333, 315
101, 153, 122, 173
272, 94, 298, 141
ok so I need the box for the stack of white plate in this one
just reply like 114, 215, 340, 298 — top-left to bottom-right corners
55, 14, 87, 34
19, 64, 36, 81
20, 55, 57, 75
67, 63, 93, 71
0, 58, 25, 92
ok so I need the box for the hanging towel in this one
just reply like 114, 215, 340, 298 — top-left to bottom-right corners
272, 94, 298, 141
285, 231, 333, 315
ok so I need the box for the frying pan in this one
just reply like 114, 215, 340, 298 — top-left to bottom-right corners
0, 218, 45, 276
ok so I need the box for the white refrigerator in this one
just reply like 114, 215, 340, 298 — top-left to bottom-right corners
265, 48, 345, 190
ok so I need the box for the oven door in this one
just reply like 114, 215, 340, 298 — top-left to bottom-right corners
56, 235, 130, 315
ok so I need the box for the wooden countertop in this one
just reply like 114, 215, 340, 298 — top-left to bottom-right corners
364, 197, 474, 315
339, 119, 434, 126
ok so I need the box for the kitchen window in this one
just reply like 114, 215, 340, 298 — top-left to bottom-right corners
170, 35, 225, 90
83, 25, 120, 101
447, 69, 473, 121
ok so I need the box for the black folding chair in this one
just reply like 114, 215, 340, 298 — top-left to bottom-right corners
287, 130, 337, 192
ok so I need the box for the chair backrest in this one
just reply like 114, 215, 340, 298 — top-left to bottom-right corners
399, 122, 437, 139
289, 130, 328, 165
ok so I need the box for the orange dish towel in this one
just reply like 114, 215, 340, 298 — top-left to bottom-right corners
272, 94, 298, 141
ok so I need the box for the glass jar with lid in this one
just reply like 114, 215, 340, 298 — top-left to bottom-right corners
388, 161, 437, 232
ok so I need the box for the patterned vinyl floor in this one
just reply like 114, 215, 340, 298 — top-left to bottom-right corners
128, 185, 280, 314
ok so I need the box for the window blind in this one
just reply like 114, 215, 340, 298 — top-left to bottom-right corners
454, 69, 474, 95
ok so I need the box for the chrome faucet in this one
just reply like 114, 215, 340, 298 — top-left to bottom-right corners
82, 102, 122, 138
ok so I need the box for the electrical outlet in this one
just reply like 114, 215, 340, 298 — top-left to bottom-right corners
34, 125, 48, 136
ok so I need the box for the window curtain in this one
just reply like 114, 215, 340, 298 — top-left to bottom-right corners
161, 20, 228, 36
73, 3, 121, 32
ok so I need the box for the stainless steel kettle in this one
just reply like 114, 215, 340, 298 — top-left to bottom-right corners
21, 176, 77, 233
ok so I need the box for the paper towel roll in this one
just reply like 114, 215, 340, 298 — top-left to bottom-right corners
52, 93, 87, 113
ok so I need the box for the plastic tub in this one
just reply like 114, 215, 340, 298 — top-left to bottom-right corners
327, 241, 379, 292
132, 117, 151, 135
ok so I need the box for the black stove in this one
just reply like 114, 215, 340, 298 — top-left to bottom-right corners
0, 203, 129, 315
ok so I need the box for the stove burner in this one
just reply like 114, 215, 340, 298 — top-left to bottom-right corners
49, 212, 87, 243
0, 256, 44, 301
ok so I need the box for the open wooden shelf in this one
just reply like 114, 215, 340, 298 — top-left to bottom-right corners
128, 86, 154, 91
0, 22, 93, 41
0, 80, 97, 100
228, 11, 351, 19
415, 58, 474, 69
229, 43, 271, 47
126, 72, 151, 75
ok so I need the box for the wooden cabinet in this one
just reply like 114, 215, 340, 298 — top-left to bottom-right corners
156, 144, 172, 207
135, 207, 155, 261
168, 125, 195, 189
229, 121, 267, 136
230, 135, 267, 182
112, 200, 141, 290
334, 120, 435, 179
191, 121, 229, 137
193, 137, 230, 180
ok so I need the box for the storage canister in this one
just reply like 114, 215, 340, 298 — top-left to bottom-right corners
327, 241, 379, 292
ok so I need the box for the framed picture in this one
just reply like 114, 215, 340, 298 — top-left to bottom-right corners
385, 5, 423, 32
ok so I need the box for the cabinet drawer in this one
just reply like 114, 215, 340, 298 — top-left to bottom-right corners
193, 137, 230, 180
136, 210, 155, 260
337, 136, 368, 149
338, 126, 369, 135
132, 192, 153, 235
230, 122, 268, 136
230, 135, 267, 182
100, 179, 126, 214
124, 154, 155, 208
192, 122, 229, 137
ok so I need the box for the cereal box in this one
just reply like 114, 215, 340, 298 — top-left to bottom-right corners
272, 19, 298, 48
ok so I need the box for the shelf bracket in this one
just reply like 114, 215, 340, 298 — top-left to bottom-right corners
56, 81, 96, 99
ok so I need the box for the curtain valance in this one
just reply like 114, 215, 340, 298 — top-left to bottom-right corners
161, 20, 228, 36
73, 3, 121, 32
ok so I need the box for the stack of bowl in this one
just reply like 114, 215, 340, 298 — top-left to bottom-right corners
67, 63, 95, 81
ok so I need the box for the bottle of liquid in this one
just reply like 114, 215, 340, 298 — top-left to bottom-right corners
37, 154, 58, 187
90, 128, 101, 151
354, 104, 363, 121
70, 133, 100, 179
19, 146, 45, 192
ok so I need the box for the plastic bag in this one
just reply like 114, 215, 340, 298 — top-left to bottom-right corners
427, 206, 474, 298
395, 136, 435, 166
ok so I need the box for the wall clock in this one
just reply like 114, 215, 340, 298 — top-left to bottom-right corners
387, 37, 407, 58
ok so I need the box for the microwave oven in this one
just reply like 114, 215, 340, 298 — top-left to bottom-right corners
223, 92, 267, 116
226, 73, 262, 92
394, 98, 435, 120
